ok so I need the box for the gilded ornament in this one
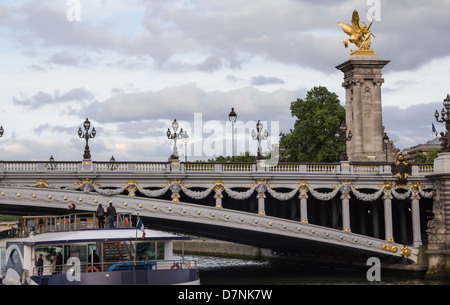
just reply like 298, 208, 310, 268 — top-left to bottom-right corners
34, 179, 49, 188
337, 10, 376, 55
381, 243, 398, 253
400, 246, 411, 258
124, 180, 139, 196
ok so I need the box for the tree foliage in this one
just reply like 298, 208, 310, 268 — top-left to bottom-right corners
413, 149, 439, 164
280, 86, 345, 162
208, 151, 257, 163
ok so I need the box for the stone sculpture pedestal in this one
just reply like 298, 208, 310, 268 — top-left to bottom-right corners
336, 55, 390, 162
426, 152, 450, 278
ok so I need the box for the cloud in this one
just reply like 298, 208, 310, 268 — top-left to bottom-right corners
33, 123, 77, 136
251, 76, 285, 86
13, 88, 95, 109
83, 83, 303, 129
4, 0, 450, 75
382, 101, 443, 149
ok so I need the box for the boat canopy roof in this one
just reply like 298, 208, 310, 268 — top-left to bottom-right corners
8, 228, 189, 246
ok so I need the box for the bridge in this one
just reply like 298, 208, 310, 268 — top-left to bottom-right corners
0, 158, 434, 264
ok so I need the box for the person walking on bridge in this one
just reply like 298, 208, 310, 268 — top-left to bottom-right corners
106, 202, 117, 228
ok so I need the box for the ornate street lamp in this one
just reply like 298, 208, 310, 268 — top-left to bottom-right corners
383, 132, 390, 162
335, 122, 352, 161
435, 94, 450, 151
228, 108, 237, 161
108, 156, 118, 170
46, 155, 57, 170
166, 119, 185, 160
78, 118, 96, 160
252, 120, 269, 160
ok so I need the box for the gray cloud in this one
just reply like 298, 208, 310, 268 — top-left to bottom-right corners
83, 84, 303, 129
6, 0, 449, 74
383, 101, 443, 150
13, 88, 95, 109
251, 76, 285, 86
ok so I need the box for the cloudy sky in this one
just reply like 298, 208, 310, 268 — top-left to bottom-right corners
0, 0, 449, 162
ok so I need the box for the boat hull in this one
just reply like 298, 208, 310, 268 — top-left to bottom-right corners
28, 268, 200, 285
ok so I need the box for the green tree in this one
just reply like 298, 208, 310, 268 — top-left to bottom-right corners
413, 149, 439, 163
208, 151, 257, 163
280, 86, 345, 162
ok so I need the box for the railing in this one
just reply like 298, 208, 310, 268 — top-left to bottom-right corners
0, 160, 434, 176
20, 212, 132, 236
31, 259, 197, 276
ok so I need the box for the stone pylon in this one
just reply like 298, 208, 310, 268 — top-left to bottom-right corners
336, 55, 390, 162
426, 152, 450, 278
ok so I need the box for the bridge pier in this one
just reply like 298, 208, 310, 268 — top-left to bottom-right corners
426, 152, 450, 278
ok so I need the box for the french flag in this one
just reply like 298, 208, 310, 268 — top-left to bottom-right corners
136, 218, 146, 239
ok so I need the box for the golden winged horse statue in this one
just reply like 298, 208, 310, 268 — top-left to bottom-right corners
337, 10, 375, 55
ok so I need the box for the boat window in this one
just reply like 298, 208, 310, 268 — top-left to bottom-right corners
70, 245, 87, 262
35, 246, 63, 266
157, 242, 164, 260
9, 249, 20, 265
88, 244, 98, 259
135, 242, 164, 261
136, 242, 155, 261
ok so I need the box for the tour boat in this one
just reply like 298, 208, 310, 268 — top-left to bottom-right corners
0, 212, 199, 285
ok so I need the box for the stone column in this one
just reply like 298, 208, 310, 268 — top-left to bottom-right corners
336, 56, 390, 162
383, 196, 394, 242
426, 152, 450, 278
258, 193, 265, 215
341, 194, 351, 232
411, 197, 422, 247
215, 192, 223, 208
298, 183, 309, 223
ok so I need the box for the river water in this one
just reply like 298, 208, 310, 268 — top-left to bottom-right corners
177, 254, 450, 285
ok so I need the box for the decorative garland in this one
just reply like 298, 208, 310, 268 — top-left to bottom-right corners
66, 178, 433, 203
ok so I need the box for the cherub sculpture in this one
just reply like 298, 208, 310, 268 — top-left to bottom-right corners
337, 10, 375, 53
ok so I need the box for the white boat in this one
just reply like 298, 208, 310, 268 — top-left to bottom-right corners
0, 212, 199, 285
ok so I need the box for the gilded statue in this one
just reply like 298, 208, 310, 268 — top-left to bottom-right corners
337, 10, 375, 55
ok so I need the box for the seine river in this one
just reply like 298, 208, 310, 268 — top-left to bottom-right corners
176, 254, 450, 285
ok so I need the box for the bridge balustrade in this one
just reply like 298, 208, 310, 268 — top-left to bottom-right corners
0, 160, 434, 176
